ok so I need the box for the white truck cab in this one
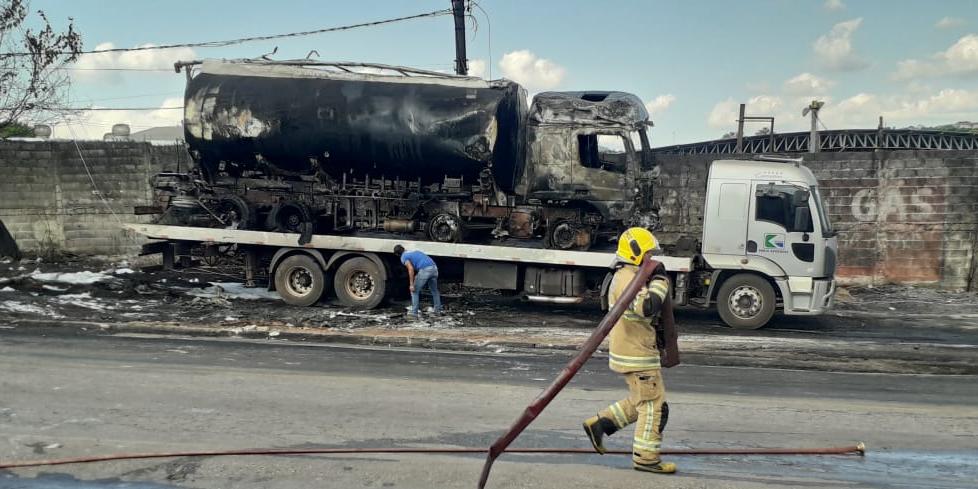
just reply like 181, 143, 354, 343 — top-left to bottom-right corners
699, 157, 837, 328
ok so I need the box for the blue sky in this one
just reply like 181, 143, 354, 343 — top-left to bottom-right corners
34, 0, 978, 143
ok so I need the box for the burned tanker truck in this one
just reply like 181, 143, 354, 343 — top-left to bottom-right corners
154, 59, 658, 250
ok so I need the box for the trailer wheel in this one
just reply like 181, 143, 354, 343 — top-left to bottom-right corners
269, 201, 313, 233
274, 254, 326, 306
546, 220, 592, 251
215, 196, 252, 230
427, 213, 464, 243
716, 273, 776, 330
333, 257, 387, 309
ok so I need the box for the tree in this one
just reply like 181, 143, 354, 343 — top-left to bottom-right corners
0, 0, 82, 133
721, 131, 736, 139
755, 127, 771, 136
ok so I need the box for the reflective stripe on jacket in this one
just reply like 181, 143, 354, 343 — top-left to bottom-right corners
607, 265, 670, 373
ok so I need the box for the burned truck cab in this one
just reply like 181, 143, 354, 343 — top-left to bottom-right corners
517, 92, 657, 245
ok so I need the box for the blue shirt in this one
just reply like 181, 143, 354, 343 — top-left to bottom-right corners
401, 250, 436, 271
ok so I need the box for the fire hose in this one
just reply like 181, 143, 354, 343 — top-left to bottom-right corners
476, 253, 664, 488
0, 254, 867, 481
0, 444, 866, 470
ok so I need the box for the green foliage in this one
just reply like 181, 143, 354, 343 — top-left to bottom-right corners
0, 121, 35, 138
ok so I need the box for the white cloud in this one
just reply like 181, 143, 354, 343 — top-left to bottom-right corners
783, 73, 835, 95
52, 97, 184, 139
72, 42, 196, 83
812, 89, 978, 128
644, 94, 676, 115
893, 34, 978, 80
813, 18, 869, 71
824, 0, 845, 11
498, 50, 565, 92
707, 95, 785, 129
468, 59, 488, 78
935, 16, 966, 29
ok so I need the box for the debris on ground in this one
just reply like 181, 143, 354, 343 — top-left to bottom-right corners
1, 258, 978, 374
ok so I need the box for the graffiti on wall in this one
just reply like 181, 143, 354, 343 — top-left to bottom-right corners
849, 186, 942, 223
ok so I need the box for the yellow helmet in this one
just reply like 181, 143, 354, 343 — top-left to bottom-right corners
617, 227, 658, 265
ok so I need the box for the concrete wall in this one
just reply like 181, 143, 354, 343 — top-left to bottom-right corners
654, 150, 978, 290
0, 140, 191, 257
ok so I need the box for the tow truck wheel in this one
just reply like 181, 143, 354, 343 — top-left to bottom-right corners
716, 273, 776, 330
333, 257, 387, 309
274, 254, 325, 306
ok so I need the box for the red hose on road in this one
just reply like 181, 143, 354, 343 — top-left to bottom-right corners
0, 444, 866, 470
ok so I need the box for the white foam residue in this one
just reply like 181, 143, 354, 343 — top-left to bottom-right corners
328, 311, 390, 322
186, 282, 281, 301
0, 300, 63, 317
42, 285, 68, 292
0, 286, 14, 293
52, 292, 112, 311
114, 268, 136, 275
30, 270, 112, 285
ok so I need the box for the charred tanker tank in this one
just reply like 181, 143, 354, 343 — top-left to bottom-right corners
183, 60, 526, 192
153, 59, 659, 249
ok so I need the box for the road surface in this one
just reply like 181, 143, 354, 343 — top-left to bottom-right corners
1, 328, 976, 488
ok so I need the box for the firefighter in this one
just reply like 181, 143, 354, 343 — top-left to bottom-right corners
582, 227, 676, 474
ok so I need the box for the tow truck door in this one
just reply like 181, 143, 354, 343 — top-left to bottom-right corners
746, 182, 821, 277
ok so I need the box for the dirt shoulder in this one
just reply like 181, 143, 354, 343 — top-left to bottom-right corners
2, 257, 977, 375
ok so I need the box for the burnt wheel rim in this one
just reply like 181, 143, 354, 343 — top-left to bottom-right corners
429, 214, 460, 242
551, 222, 577, 249
728, 285, 763, 319
279, 210, 305, 232
286, 267, 314, 297
345, 270, 375, 300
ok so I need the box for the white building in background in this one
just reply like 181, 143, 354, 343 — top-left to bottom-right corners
129, 125, 184, 142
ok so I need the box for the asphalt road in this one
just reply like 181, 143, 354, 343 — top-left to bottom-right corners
2, 328, 977, 488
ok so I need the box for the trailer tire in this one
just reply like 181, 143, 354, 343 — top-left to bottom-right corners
333, 257, 387, 309
274, 254, 326, 306
215, 195, 253, 230
716, 273, 775, 330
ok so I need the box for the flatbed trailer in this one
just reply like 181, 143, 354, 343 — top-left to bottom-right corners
126, 195, 834, 330
124, 222, 695, 310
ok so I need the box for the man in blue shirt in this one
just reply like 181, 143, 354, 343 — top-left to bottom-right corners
394, 245, 443, 319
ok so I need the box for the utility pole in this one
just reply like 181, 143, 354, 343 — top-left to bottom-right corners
452, 0, 468, 75
803, 100, 824, 153
735, 103, 745, 153
734, 103, 775, 153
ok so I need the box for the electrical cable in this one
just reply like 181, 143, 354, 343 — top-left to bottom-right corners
3, 9, 453, 57
472, 1, 492, 79
58, 68, 174, 72
0, 444, 866, 469
50, 107, 184, 111
64, 124, 123, 225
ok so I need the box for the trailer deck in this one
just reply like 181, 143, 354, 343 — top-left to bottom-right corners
124, 224, 693, 272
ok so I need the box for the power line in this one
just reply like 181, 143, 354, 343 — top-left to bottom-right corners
59, 67, 174, 72
4, 8, 452, 57
49, 106, 184, 111
76, 91, 183, 103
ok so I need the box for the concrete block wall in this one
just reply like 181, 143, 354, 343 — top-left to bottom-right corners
0, 140, 191, 256
653, 150, 978, 289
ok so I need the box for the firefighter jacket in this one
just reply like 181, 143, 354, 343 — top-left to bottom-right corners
606, 264, 671, 373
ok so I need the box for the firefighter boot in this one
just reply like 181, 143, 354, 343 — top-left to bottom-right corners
633, 460, 677, 474
582, 416, 618, 454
